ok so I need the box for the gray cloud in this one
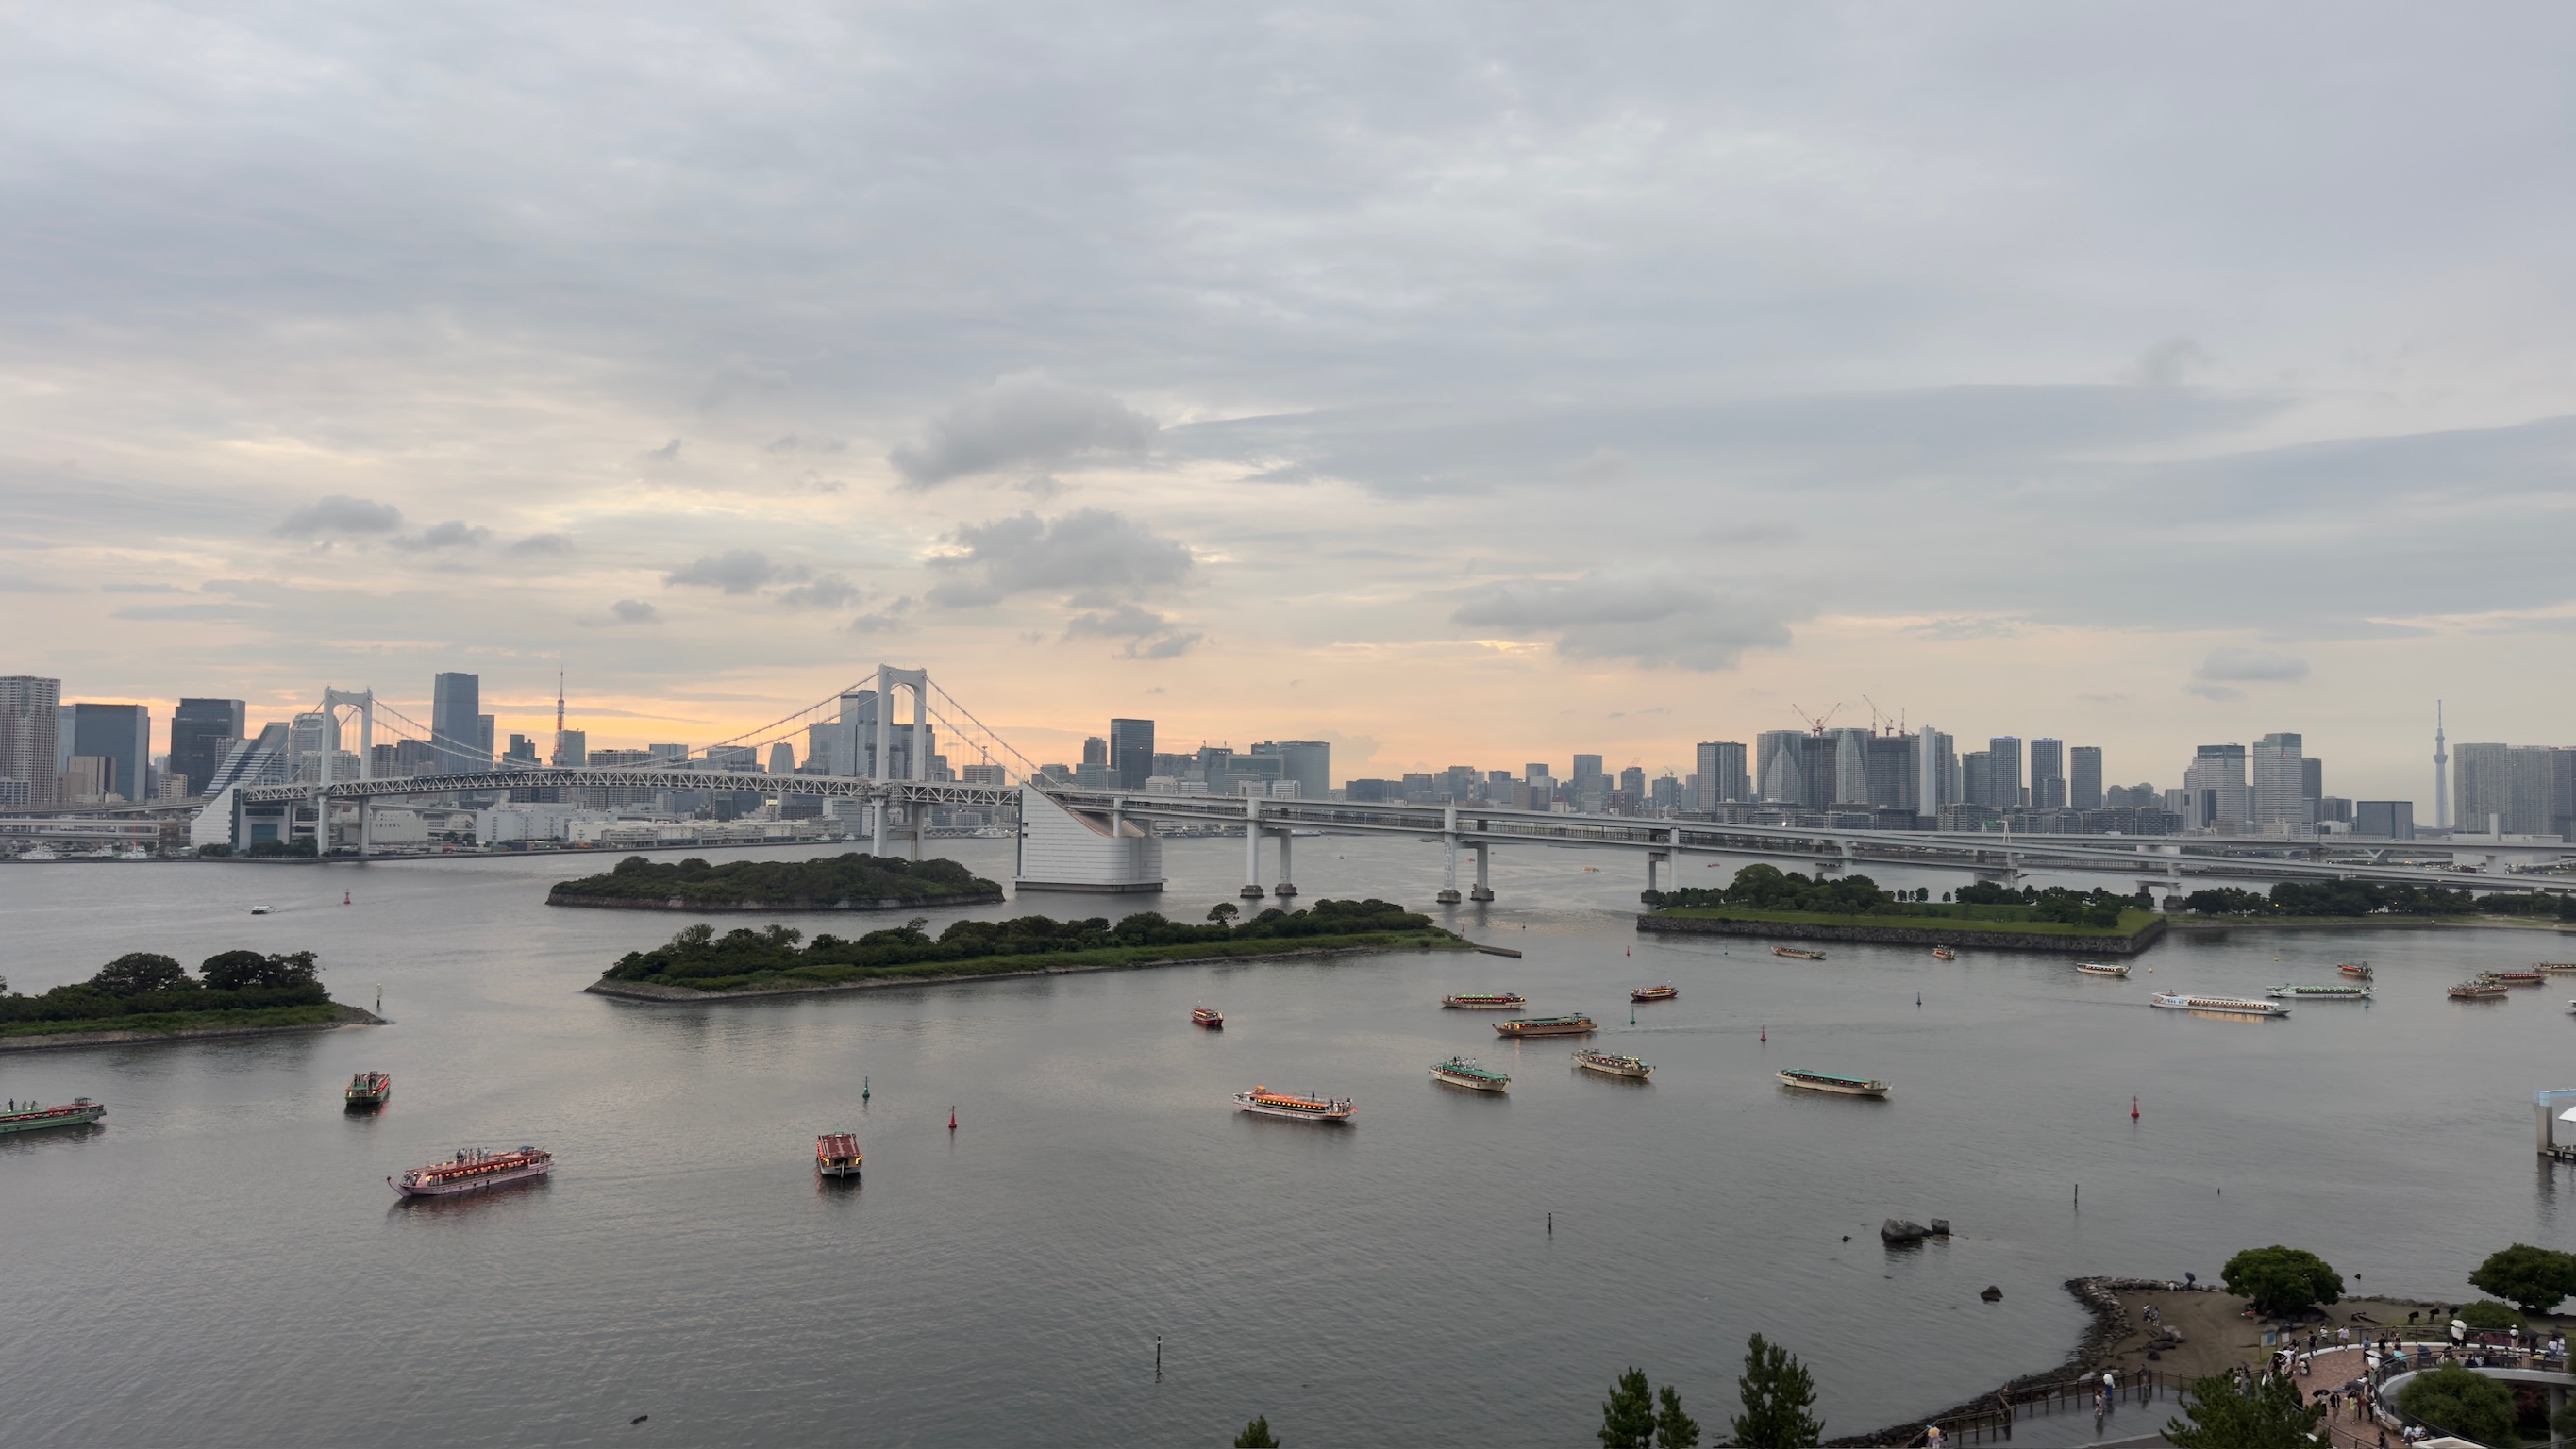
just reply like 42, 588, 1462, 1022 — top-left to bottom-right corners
276, 495, 403, 538
1066, 603, 1200, 658
927, 509, 1192, 608
393, 520, 493, 551
665, 550, 780, 594
779, 575, 861, 609
610, 598, 661, 625
509, 533, 575, 556
2197, 646, 2311, 683
764, 434, 845, 455
1452, 572, 1795, 671
891, 375, 1158, 487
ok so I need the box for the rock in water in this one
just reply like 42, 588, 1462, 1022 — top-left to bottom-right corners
1882, 1218, 1932, 1244
1931, 1218, 1952, 1236
1981, 1285, 2003, 1302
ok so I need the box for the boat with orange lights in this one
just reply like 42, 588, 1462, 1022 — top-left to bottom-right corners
1232, 1086, 1355, 1124
815, 1132, 862, 1179
1629, 985, 1677, 1003
388, 1145, 553, 1199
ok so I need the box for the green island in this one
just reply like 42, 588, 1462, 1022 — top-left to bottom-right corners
0, 949, 380, 1049
2172, 881, 2576, 927
1638, 866, 2166, 953
586, 898, 1468, 1000
547, 852, 1005, 912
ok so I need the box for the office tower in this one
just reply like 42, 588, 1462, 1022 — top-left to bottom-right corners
2030, 739, 2064, 809
2069, 746, 2103, 812
170, 698, 245, 798
1825, 728, 1866, 804
1914, 729, 1954, 819
2183, 744, 2250, 828
2433, 702, 2450, 830
2300, 757, 2322, 808
2355, 800, 2416, 840
1618, 765, 1645, 796
0, 675, 62, 804
1695, 741, 1748, 809
1110, 718, 1155, 790
205, 724, 291, 794
2452, 743, 2513, 834
648, 742, 687, 761
477, 715, 494, 763
557, 730, 589, 768
1963, 751, 1993, 808
505, 733, 542, 767
289, 710, 338, 764
431, 672, 484, 774
1750, 731, 1800, 805
1861, 734, 1917, 809
1571, 755, 1605, 808
766, 741, 794, 774
1081, 736, 1108, 767
1988, 737, 2023, 808
2250, 732, 2307, 830
71, 702, 152, 802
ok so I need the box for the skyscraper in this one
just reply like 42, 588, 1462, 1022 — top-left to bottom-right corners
0, 675, 62, 803
1110, 718, 1155, 790
71, 702, 152, 802
1754, 730, 1806, 805
1915, 729, 1953, 819
2068, 746, 2103, 812
1988, 737, 2023, 808
1081, 736, 1109, 767
431, 672, 485, 774
2183, 744, 2250, 829
2030, 738, 2064, 809
2250, 732, 2307, 831
2434, 702, 2450, 830
1253, 741, 1330, 800
170, 698, 245, 798
1962, 751, 1993, 808
1695, 741, 1748, 809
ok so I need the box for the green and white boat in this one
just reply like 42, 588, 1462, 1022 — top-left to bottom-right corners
1430, 1057, 1512, 1092
2267, 984, 2371, 1001
1, 1097, 105, 1134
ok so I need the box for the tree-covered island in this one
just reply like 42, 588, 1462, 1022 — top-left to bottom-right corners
0, 949, 377, 1047
547, 852, 1005, 911
1640, 866, 2166, 952
589, 898, 1467, 999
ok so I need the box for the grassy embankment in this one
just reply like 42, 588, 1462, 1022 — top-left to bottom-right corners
1650, 904, 2166, 939
0, 948, 365, 1044
0, 1002, 349, 1040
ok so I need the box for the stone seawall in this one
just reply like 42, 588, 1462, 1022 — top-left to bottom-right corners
1634, 914, 2166, 956
547, 890, 1006, 913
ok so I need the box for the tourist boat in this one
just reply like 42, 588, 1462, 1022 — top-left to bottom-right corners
1233, 1086, 1355, 1123
2449, 979, 2509, 1000
119, 846, 150, 861
1429, 1057, 1511, 1092
19, 847, 58, 861
388, 1145, 554, 1198
1191, 1005, 1224, 1029
1441, 992, 1527, 1009
1776, 1068, 1888, 1098
1494, 1013, 1597, 1037
1574, 1050, 1654, 1079
2149, 991, 2290, 1018
0, 1097, 105, 1135
2538, 962, 2576, 974
815, 1132, 863, 1179
343, 1071, 393, 1108
2489, 970, 2546, 987
1773, 946, 1827, 960
1629, 985, 1678, 1003
2337, 962, 2373, 980
2266, 984, 2372, 1001
2074, 961, 2131, 977
1932, 947, 1957, 960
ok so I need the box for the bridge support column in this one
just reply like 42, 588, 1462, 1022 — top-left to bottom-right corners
1273, 829, 1296, 898
1644, 850, 1666, 903
1469, 841, 1493, 901
1240, 798, 1264, 899
1437, 804, 1462, 904
871, 800, 886, 857
359, 799, 371, 858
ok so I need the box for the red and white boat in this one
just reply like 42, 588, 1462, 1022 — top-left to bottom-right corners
1629, 985, 1678, 1003
1233, 1086, 1354, 1124
815, 1132, 862, 1179
1191, 1005, 1224, 1029
389, 1145, 553, 1198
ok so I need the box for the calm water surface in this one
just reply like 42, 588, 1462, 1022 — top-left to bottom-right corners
5, 840, 2574, 1447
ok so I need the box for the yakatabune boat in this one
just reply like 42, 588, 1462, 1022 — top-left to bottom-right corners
2538, 962, 2576, 974
1573, 1050, 1654, 1079
1494, 1014, 1596, 1037
2267, 984, 2372, 1001
2450, 979, 2509, 1000
2150, 991, 2289, 1017
1441, 992, 1527, 1009
344, 1071, 393, 1108
1429, 1057, 1511, 1092
1191, 1005, 1224, 1028
815, 1132, 863, 1179
2489, 970, 2546, 987
389, 1145, 554, 1198
1773, 946, 1827, 960
1776, 1069, 1887, 1098
2073, 961, 2130, 977
1629, 985, 1677, 1003
1234, 1086, 1355, 1123
0, 1097, 105, 1135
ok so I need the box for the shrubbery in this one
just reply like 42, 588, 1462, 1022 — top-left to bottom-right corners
1657, 868, 2128, 925
607, 898, 1440, 986
2192, 881, 2487, 917
551, 852, 998, 907
0, 950, 326, 1024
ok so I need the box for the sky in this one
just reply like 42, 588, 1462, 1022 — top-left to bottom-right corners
6, 3, 2575, 801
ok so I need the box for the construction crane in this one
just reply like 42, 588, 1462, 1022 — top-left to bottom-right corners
1791, 703, 1843, 737
1860, 696, 1906, 737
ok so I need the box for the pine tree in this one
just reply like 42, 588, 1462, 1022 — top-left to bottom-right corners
1731, 1335, 1823, 1449
1232, 1413, 1280, 1447
2166, 1372, 2321, 1449
1600, 1368, 1658, 1449
1655, 1384, 1701, 1448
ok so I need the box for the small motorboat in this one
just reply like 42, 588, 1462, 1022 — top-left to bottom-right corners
815, 1132, 863, 1180
343, 1071, 393, 1108
1629, 985, 1677, 1003
2450, 979, 2508, 1000
1932, 946, 1957, 961
1773, 946, 1827, 960
1191, 1005, 1224, 1029
1441, 992, 1527, 1009
2337, 962, 2373, 980
248, 905, 276, 915
2074, 961, 2130, 978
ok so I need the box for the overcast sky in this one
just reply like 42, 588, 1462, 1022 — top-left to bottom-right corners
6, 3, 2573, 799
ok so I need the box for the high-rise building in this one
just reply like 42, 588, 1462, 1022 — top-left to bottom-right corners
2355, 800, 2416, 841
2030, 739, 2065, 809
170, 698, 245, 798
0, 675, 62, 803
71, 702, 152, 803
1110, 718, 1155, 790
2183, 744, 2250, 829
1081, 736, 1108, 767
559, 730, 589, 768
2250, 732, 2307, 831
1864, 734, 1917, 811
2449, 742, 2559, 836
1695, 741, 1748, 809
2069, 746, 2103, 812
1915, 729, 1954, 819
2300, 757, 2323, 807
766, 741, 794, 774
2434, 702, 2451, 830
1963, 751, 1994, 808
1251, 741, 1330, 800
1754, 731, 1807, 805
1829, 729, 1870, 805
1988, 738, 2023, 808
431, 672, 485, 774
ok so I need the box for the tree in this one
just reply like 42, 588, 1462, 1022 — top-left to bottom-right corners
2459, 1299, 2525, 1333
1232, 1414, 1280, 1447
2398, 1364, 2516, 1446
199, 950, 320, 991
1206, 903, 1240, 926
2221, 1245, 2343, 1318
1655, 1384, 1701, 1449
2470, 1243, 2576, 1315
2166, 1371, 2322, 1449
1601, 1368, 1657, 1449
1731, 1335, 1822, 1449
91, 952, 190, 996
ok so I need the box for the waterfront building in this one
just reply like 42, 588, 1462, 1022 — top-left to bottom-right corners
1695, 741, 1748, 810
2451, 742, 2559, 836
71, 702, 151, 803
430, 672, 485, 774
2069, 745, 2103, 812
0, 675, 62, 804
2250, 732, 2308, 833
2183, 744, 2250, 830
2030, 738, 2064, 809
1110, 718, 1155, 790
1988, 736, 2023, 808
1250, 741, 1330, 800
2354, 800, 2416, 840
170, 698, 245, 798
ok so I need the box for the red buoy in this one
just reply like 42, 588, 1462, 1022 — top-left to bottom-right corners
2131, 1094, 2140, 1121
343, 891, 351, 906
948, 1107, 957, 1132
1760, 1025, 1766, 1042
